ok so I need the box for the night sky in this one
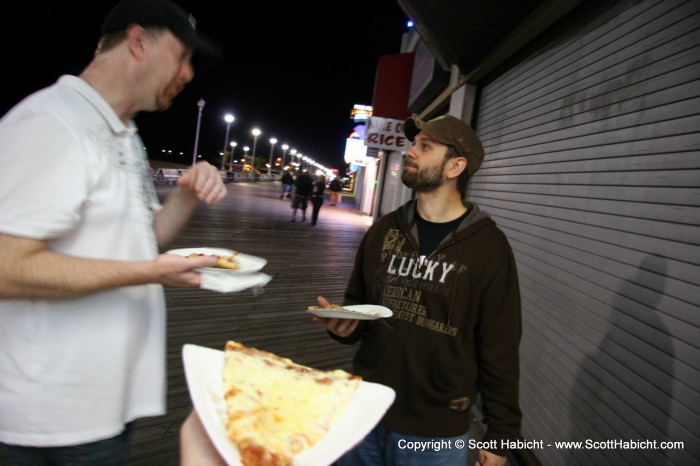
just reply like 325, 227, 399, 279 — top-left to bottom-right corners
1, 1, 409, 170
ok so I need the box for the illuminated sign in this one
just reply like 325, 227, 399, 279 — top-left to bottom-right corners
344, 137, 368, 166
350, 104, 373, 122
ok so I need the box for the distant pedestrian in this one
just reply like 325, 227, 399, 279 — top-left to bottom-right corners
280, 170, 293, 199
310, 174, 326, 226
329, 175, 342, 206
291, 170, 313, 222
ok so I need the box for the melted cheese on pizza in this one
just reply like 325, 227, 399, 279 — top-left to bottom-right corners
223, 341, 361, 466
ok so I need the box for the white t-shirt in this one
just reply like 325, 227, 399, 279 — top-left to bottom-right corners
0, 75, 167, 446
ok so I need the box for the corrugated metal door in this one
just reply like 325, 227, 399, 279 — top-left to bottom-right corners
470, 0, 700, 464
379, 150, 407, 216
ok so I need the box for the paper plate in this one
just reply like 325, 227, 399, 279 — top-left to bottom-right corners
182, 344, 395, 466
166, 247, 267, 274
306, 304, 393, 320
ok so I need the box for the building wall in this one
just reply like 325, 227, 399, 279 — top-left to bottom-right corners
469, 0, 699, 464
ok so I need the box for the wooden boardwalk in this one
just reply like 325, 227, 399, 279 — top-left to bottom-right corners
0, 180, 491, 466
0, 181, 371, 466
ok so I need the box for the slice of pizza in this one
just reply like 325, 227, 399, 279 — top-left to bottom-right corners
223, 340, 361, 466
186, 252, 240, 270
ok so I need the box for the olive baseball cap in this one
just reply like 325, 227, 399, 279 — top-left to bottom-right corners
101, 0, 222, 70
404, 115, 485, 176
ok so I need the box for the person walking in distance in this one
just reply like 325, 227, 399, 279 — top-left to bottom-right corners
291, 169, 313, 222
280, 169, 294, 199
312, 115, 522, 466
0, 1, 226, 464
329, 175, 342, 206
310, 174, 326, 226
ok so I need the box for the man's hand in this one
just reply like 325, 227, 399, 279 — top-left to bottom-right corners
156, 253, 218, 288
476, 449, 507, 466
309, 295, 360, 337
156, 162, 227, 246
178, 162, 227, 205
180, 410, 226, 466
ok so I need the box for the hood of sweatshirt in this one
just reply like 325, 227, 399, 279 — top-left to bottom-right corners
398, 198, 494, 252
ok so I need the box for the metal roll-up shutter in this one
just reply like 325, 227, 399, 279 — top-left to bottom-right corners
470, 1, 700, 464
379, 150, 407, 216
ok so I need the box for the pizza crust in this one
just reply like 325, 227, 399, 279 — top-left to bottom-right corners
223, 341, 361, 466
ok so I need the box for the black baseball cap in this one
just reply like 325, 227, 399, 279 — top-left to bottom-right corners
101, 0, 222, 70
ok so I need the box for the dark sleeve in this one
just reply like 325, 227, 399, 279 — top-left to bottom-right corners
476, 235, 522, 455
328, 232, 371, 345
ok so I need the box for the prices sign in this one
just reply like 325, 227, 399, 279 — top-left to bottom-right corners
365, 117, 411, 152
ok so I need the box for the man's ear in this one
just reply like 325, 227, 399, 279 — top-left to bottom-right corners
446, 156, 468, 180
125, 24, 149, 60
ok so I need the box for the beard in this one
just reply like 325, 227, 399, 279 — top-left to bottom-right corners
401, 158, 448, 192
154, 90, 176, 112
154, 80, 185, 111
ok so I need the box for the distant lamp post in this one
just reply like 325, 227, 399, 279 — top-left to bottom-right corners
220, 114, 235, 171
191, 97, 206, 165
229, 141, 237, 171
289, 149, 297, 171
280, 144, 289, 170
251, 128, 261, 172
243, 146, 250, 171
267, 138, 277, 174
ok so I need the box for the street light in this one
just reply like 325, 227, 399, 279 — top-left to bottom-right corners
229, 141, 237, 171
289, 149, 297, 171
267, 137, 277, 174
280, 144, 289, 170
191, 97, 205, 165
251, 128, 261, 173
220, 114, 235, 171
243, 146, 250, 171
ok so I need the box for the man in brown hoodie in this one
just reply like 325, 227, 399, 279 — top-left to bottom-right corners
314, 115, 522, 466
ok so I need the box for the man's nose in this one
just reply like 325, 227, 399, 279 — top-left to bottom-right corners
181, 60, 195, 83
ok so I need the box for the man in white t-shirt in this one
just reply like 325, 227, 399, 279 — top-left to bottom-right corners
0, 1, 227, 464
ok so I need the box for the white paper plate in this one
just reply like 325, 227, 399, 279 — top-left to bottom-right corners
166, 247, 267, 274
182, 344, 395, 466
199, 272, 272, 293
306, 304, 393, 320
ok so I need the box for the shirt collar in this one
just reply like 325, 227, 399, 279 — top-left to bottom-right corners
57, 74, 138, 136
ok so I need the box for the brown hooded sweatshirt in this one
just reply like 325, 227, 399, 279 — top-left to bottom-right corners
334, 199, 522, 456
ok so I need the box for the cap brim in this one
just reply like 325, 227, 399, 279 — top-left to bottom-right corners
404, 117, 422, 141
404, 117, 451, 146
172, 26, 222, 71
190, 37, 223, 71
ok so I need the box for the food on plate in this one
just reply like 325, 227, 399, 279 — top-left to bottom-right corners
223, 340, 361, 466
308, 303, 382, 317
308, 303, 346, 311
186, 252, 240, 270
